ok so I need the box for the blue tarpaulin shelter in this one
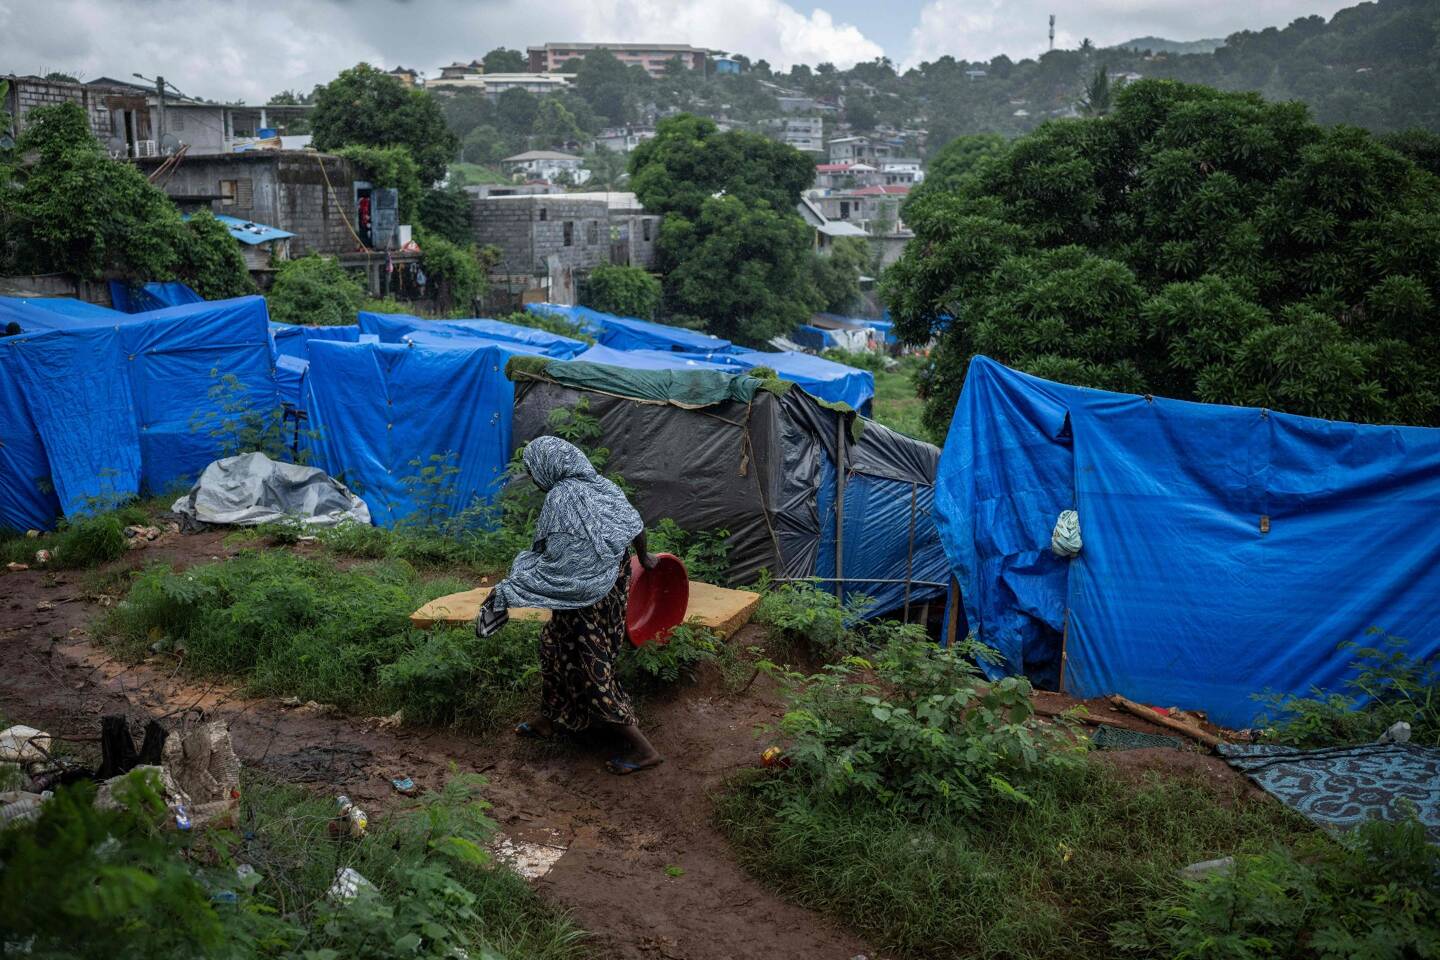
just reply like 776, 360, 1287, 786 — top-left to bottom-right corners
934, 356, 1440, 727
107, 281, 205, 314
303, 338, 522, 527
703, 349, 875, 412
0, 296, 279, 530
526, 302, 732, 354
358, 311, 586, 358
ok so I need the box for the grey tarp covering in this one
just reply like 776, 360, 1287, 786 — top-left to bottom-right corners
172, 452, 371, 527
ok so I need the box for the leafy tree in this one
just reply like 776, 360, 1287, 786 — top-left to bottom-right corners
460, 125, 509, 165
1382, 128, 1440, 178
176, 210, 256, 299
0, 103, 249, 295
630, 114, 815, 221
311, 63, 458, 183
267, 254, 366, 325
661, 196, 818, 342
440, 89, 495, 138
582, 264, 662, 319
416, 230, 490, 314
883, 80, 1440, 436
531, 98, 583, 148
906, 133, 1008, 207
1079, 65, 1112, 116
482, 47, 527, 74
494, 88, 539, 140
584, 148, 629, 189
417, 184, 472, 245
569, 49, 649, 126
631, 114, 821, 342
809, 236, 871, 313
845, 96, 879, 131
268, 89, 309, 105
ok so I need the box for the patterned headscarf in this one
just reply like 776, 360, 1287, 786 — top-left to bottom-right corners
492, 436, 644, 611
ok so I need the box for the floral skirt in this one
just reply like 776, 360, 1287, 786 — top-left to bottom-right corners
539, 559, 635, 731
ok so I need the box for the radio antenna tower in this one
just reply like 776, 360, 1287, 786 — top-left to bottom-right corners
1049, 14, 1056, 51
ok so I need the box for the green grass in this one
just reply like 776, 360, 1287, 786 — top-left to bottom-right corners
716, 761, 1311, 960
451, 162, 512, 186
872, 358, 933, 442
2, 501, 163, 569
103, 549, 541, 731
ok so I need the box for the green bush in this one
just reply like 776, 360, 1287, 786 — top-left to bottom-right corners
752, 577, 878, 659
581, 264, 662, 320
618, 622, 720, 688
0, 769, 587, 959
380, 622, 541, 728
1258, 634, 1439, 747
646, 518, 731, 584
1113, 815, 1440, 960
267, 254, 366, 326
764, 633, 1078, 817
496, 310, 595, 344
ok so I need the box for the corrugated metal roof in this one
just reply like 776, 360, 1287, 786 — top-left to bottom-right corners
208, 214, 295, 245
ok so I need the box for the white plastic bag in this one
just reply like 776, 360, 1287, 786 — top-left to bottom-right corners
1051, 510, 1082, 558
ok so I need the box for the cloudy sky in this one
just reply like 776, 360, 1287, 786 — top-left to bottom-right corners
0, 0, 1356, 103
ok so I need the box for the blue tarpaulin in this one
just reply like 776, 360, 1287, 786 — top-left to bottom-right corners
0, 296, 278, 529
303, 338, 520, 527
107, 281, 204, 314
358, 311, 586, 358
704, 349, 875, 412
274, 354, 309, 408
526, 302, 732, 354
575, 344, 735, 371
792, 324, 843, 351
935, 356, 1440, 727
269, 323, 360, 362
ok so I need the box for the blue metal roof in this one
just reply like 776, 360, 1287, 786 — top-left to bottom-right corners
187, 214, 295, 245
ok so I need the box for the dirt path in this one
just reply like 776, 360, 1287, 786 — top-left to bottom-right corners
0, 535, 871, 960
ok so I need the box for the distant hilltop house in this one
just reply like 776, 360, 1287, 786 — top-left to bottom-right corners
879, 158, 925, 187
2, 73, 312, 158
827, 135, 895, 164
426, 61, 574, 100
387, 66, 422, 88
526, 42, 717, 79
813, 161, 881, 191
502, 150, 592, 185
760, 116, 824, 154
595, 126, 657, 153
809, 184, 911, 237
712, 57, 743, 75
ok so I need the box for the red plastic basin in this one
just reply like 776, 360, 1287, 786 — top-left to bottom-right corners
627, 552, 689, 646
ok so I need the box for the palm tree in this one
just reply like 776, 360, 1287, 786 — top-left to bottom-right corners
1080, 65, 1112, 117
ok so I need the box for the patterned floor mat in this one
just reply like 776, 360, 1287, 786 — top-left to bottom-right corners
1090, 723, 1184, 751
1218, 742, 1440, 841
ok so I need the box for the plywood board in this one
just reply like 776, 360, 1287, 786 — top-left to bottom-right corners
410, 581, 762, 639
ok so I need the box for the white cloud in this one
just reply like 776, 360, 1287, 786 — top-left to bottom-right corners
903, 0, 1361, 68
0, 0, 882, 103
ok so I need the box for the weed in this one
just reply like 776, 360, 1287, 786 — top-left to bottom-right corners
1258, 633, 1439, 747
188, 367, 291, 462
0, 768, 588, 959
717, 762, 1310, 960
2, 511, 131, 569
102, 550, 538, 731
664, 865, 685, 878
1113, 814, 1440, 959
646, 518, 731, 584
751, 576, 881, 660
618, 622, 720, 689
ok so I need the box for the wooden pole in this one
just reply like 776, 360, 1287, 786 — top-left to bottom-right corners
833, 415, 846, 603
1109, 695, 1222, 749
902, 481, 918, 622
944, 575, 961, 648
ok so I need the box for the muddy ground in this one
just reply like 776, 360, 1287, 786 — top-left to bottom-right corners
0, 529, 1251, 959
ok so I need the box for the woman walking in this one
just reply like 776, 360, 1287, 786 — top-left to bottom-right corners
482, 435, 663, 775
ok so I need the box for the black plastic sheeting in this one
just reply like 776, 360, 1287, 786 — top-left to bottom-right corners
512, 373, 945, 607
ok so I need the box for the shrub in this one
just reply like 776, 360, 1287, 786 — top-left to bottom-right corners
646, 517, 731, 584
496, 310, 595, 344
752, 577, 877, 659
618, 622, 720, 688
1258, 633, 1439, 747
380, 622, 542, 728
764, 633, 1078, 817
1113, 815, 1440, 960
267, 254, 366, 326
0, 769, 587, 959
581, 264, 662, 320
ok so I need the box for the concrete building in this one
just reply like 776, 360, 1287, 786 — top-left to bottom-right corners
595, 126, 656, 152
3, 75, 150, 155
810, 184, 910, 236
388, 66, 422, 87
797, 197, 869, 253
155, 99, 314, 154
776, 95, 818, 114
879, 158, 925, 187
761, 116, 824, 154
472, 193, 660, 305
502, 150, 591, 185
477, 73, 574, 100
527, 42, 714, 78
135, 151, 358, 257
826, 135, 894, 164
813, 162, 881, 191
712, 57, 742, 75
